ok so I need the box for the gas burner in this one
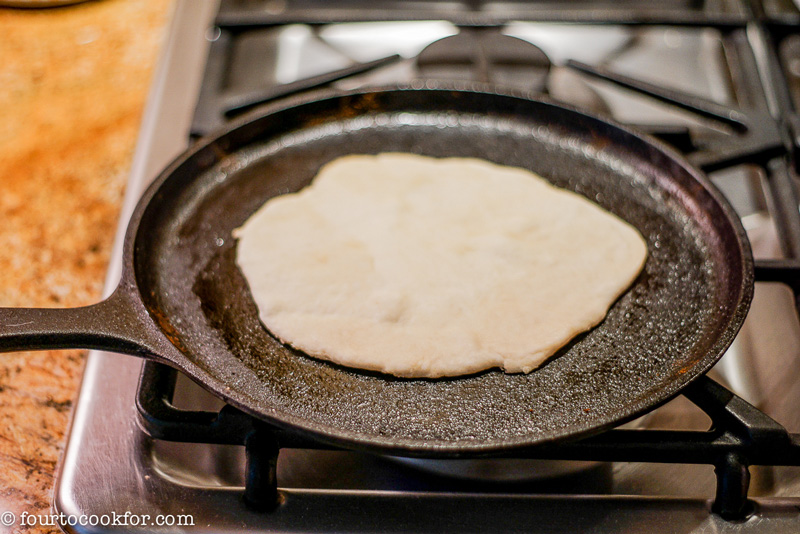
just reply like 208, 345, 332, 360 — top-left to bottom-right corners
416, 30, 551, 90
415, 29, 611, 116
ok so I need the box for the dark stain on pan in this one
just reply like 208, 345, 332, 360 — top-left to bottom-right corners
131, 88, 750, 453
147, 301, 189, 354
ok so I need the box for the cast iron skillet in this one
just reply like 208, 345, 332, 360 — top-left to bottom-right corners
0, 85, 753, 457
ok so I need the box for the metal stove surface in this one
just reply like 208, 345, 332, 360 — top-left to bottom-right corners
55, 1, 800, 532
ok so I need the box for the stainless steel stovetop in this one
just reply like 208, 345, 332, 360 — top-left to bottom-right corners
55, 0, 800, 532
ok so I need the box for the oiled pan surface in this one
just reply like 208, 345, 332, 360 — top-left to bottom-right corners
132, 88, 752, 455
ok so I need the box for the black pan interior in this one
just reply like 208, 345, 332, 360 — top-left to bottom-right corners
132, 88, 751, 455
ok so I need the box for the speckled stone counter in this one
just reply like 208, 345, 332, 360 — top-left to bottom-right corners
0, 1, 174, 532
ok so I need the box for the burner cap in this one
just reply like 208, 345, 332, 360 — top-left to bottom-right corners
417, 30, 551, 92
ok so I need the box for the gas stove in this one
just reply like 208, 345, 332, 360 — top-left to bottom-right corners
55, 0, 800, 532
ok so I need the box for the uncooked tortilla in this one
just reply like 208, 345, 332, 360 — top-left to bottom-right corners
233, 153, 647, 378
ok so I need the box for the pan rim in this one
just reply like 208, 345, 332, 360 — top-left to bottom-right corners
124, 82, 755, 456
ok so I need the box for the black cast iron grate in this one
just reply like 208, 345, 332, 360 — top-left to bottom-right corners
137, 0, 800, 521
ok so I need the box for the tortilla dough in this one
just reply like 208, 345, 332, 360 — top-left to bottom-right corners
233, 153, 647, 378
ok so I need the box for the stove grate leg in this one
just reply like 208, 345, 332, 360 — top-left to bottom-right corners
712, 453, 753, 520
244, 428, 280, 511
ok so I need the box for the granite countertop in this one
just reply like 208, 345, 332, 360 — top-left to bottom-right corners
0, 0, 174, 531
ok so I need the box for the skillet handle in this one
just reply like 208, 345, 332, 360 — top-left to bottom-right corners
0, 287, 160, 357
